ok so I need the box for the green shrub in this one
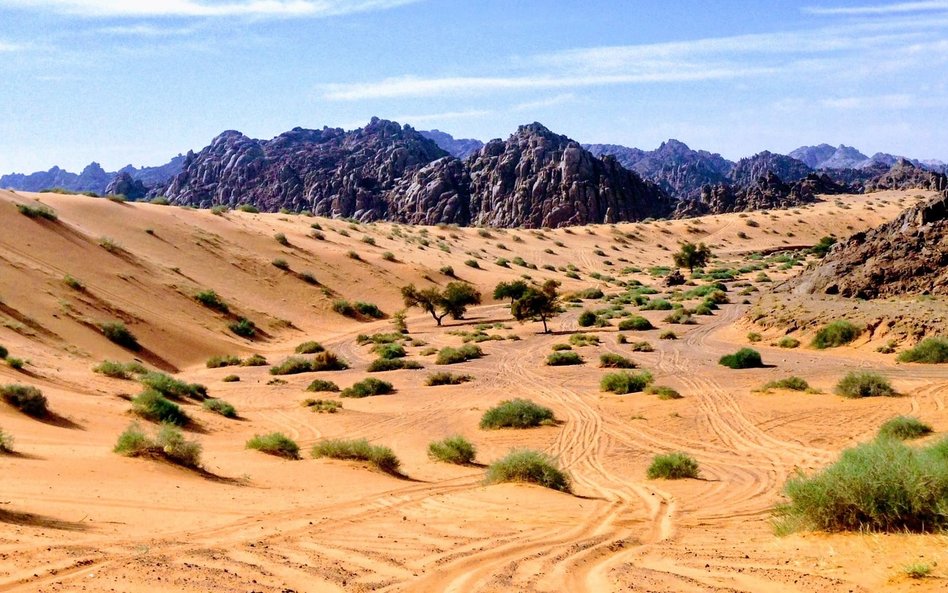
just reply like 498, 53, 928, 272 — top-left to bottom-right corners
647, 452, 700, 479
206, 354, 240, 368
0, 384, 48, 417
306, 379, 340, 392
332, 299, 356, 317
203, 398, 237, 418
272, 258, 290, 270
373, 342, 405, 359
381, 251, 396, 262
311, 438, 401, 475
5, 357, 23, 370
428, 435, 476, 464
646, 385, 682, 400
776, 337, 800, 349
302, 398, 341, 413
93, 360, 147, 379
835, 372, 896, 398
546, 351, 584, 366
641, 298, 673, 311
221, 374, 240, 382
246, 432, 300, 459
775, 437, 948, 533
114, 423, 202, 468
131, 390, 189, 426
903, 563, 932, 579
812, 320, 862, 349
114, 422, 152, 457
551, 343, 572, 351
269, 357, 313, 375
485, 450, 571, 492
599, 353, 636, 368
229, 317, 257, 339
577, 310, 597, 327
568, 333, 599, 347
241, 353, 268, 366
270, 351, 348, 375
63, 274, 83, 290
194, 289, 229, 313
354, 301, 384, 319
139, 372, 206, 400
878, 416, 933, 441
747, 332, 762, 343
425, 371, 473, 386
367, 358, 423, 372
659, 330, 677, 340
274, 232, 289, 246
341, 377, 394, 398
897, 337, 948, 364
99, 321, 140, 350
760, 377, 811, 392
236, 203, 259, 213
600, 371, 654, 394
295, 340, 325, 354
630, 341, 654, 352
618, 316, 654, 331
436, 344, 483, 365
16, 203, 57, 220
480, 399, 555, 429
719, 348, 764, 369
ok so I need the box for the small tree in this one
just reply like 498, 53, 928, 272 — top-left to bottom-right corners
493, 280, 528, 302
401, 282, 481, 326
672, 242, 712, 273
392, 309, 409, 334
507, 280, 561, 333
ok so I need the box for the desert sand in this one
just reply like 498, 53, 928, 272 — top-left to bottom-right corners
0, 188, 945, 592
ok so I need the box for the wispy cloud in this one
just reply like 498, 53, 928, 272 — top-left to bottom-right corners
804, 1, 948, 16
820, 93, 916, 109
512, 93, 577, 111
0, 40, 26, 51
389, 109, 493, 124
0, 0, 420, 18
97, 24, 197, 36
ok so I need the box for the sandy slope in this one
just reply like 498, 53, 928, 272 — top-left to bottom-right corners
0, 188, 945, 592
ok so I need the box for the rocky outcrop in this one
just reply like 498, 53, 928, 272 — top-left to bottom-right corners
0, 157, 183, 196
583, 143, 647, 170
728, 151, 812, 187
387, 156, 472, 225
790, 144, 868, 169
801, 190, 948, 298
105, 172, 148, 200
419, 130, 484, 160
863, 159, 948, 193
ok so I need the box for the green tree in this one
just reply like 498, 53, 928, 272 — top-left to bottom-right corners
672, 241, 712, 273
493, 279, 528, 302
506, 279, 561, 333
401, 282, 481, 326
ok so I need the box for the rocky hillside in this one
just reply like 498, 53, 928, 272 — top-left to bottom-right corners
674, 172, 848, 217
0, 157, 184, 195
801, 189, 948, 298
419, 129, 484, 159
863, 159, 948, 193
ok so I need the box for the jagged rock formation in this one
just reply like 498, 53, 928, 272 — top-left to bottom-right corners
0, 157, 184, 196
105, 172, 148, 200
801, 190, 948, 298
863, 159, 948, 193
583, 143, 647, 170
387, 157, 472, 225
674, 172, 818, 217
728, 151, 812, 187
419, 130, 484, 160
790, 144, 868, 169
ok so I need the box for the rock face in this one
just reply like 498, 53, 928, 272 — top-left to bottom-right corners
790, 144, 868, 169
675, 172, 816, 217
728, 151, 812, 187
466, 123, 674, 227
418, 130, 484, 160
387, 157, 472, 225
863, 159, 948, 193
0, 157, 184, 196
802, 190, 948, 298
105, 172, 148, 200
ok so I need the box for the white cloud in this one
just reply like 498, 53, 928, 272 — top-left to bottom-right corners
97, 24, 197, 36
804, 1, 948, 16
389, 109, 494, 124
512, 93, 577, 111
820, 94, 916, 109
0, 0, 420, 18
0, 40, 26, 51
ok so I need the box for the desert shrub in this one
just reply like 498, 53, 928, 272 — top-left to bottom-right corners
63, 274, 83, 290
577, 310, 597, 327
599, 353, 636, 368
202, 398, 237, 418
274, 232, 289, 246
760, 376, 811, 392
272, 258, 290, 270
236, 203, 259, 213
341, 377, 394, 398
306, 379, 340, 392
206, 354, 240, 368
659, 330, 677, 340
551, 343, 572, 351
221, 374, 240, 382
719, 348, 764, 369
373, 342, 405, 359
897, 337, 948, 364
114, 422, 152, 457
332, 299, 355, 317
381, 251, 396, 262
270, 351, 348, 375
630, 341, 654, 352
311, 438, 401, 474
114, 423, 202, 468
878, 416, 933, 441
480, 399, 555, 429
139, 372, 206, 400
194, 289, 229, 313
600, 371, 654, 394
229, 317, 257, 338
99, 321, 140, 350
663, 309, 694, 325
302, 398, 342, 413
0, 427, 13, 452
93, 360, 147, 379
428, 435, 476, 464
425, 371, 473, 386
241, 353, 268, 366
246, 432, 300, 459
777, 337, 800, 349
812, 320, 862, 349
295, 340, 325, 354
269, 357, 313, 375
903, 563, 932, 579
647, 452, 700, 479
346, 250, 361, 261
835, 372, 896, 398
367, 358, 423, 372
546, 351, 584, 366
16, 203, 57, 220
775, 437, 948, 533
436, 344, 483, 365
747, 332, 762, 343
646, 385, 682, 400
0, 384, 48, 417
485, 449, 571, 492
5, 357, 23, 370
0, 345, 6, 359
618, 316, 654, 331
642, 298, 673, 311
568, 333, 599, 347
131, 390, 189, 426
354, 301, 384, 319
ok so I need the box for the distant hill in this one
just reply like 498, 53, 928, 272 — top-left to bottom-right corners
418, 130, 484, 160
0, 156, 185, 195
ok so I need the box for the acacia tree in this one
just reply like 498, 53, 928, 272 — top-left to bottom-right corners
672, 241, 712, 273
401, 282, 481, 326
503, 279, 561, 333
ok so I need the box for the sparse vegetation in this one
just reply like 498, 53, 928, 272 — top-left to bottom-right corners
306, 379, 340, 392
877, 416, 933, 441
0, 427, 13, 453
99, 321, 140, 350
93, 360, 147, 379
131, 390, 189, 426
428, 435, 476, 464
568, 333, 599, 347
367, 358, 423, 372
311, 438, 401, 475
546, 351, 584, 366
229, 317, 257, 339
194, 289, 229, 313
776, 337, 800, 349
646, 385, 682, 400
270, 352, 349, 375
246, 432, 300, 459
618, 316, 654, 331
480, 399, 555, 429
1, 384, 48, 417
600, 371, 654, 394
902, 563, 932, 579
302, 398, 342, 413
436, 344, 484, 365
897, 337, 948, 364
295, 340, 325, 354
630, 341, 655, 352
114, 423, 202, 468
760, 377, 811, 392
16, 202, 57, 220
659, 330, 677, 340
599, 353, 636, 368
203, 398, 238, 418
241, 353, 268, 366
206, 354, 241, 368
835, 371, 896, 398
485, 450, 571, 492
425, 371, 473, 386
647, 452, 700, 479
811, 320, 862, 349
341, 377, 394, 398
719, 348, 764, 369
139, 372, 207, 400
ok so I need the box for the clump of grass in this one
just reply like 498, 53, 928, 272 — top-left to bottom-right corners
425, 371, 473, 386
546, 351, 584, 366
600, 371, 654, 394
311, 438, 401, 475
202, 398, 238, 418
480, 399, 555, 429
897, 337, 948, 364
902, 563, 932, 579
306, 379, 340, 392
194, 289, 229, 313
759, 376, 811, 392
618, 316, 654, 331
269, 352, 348, 375
241, 353, 268, 366
295, 340, 324, 354
228, 317, 257, 339
139, 372, 207, 400
0, 427, 13, 453
485, 450, 571, 492
99, 321, 140, 350
341, 377, 394, 398
774, 437, 948, 533
17, 202, 58, 220
63, 274, 83, 290
93, 360, 147, 379
367, 358, 423, 372
372, 342, 405, 359
236, 203, 258, 213
302, 398, 341, 413
246, 432, 300, 459
776, 337, 800, 349
646, 385, 682, 400
436, 344, 484, 365
577, 310, 597, 327
551, 343, 572, 351
5, 357, 23, 370
272, 258, 290, 270
114, 423, 202, 468
428, 435, 476, 465
877, 416, 933, 441
641, 298, 673, 311
719, 348, 764, 369
630, 341, 654, 352
221, 374, 239, 382
0, 384, 48, 417
835, 371, 896, 398
131, 390, 189, 426
274, 232, 289, 246
659, 330, 677, 340
206, 354, 240, 368
599, 353, 636, 368
568, 333, 600, 347
811, 320, 862, 349
647, 452, 700, 479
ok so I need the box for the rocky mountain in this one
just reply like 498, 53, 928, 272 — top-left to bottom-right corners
801, 189, 948, 298
727, 151, 812, 188
583, 143, 647, 170
790, 144, 868, 169
674, 172, 848, 217
0, 157, 184, 195
105, 172, 148, 200
418, 130, 484, 160
863, 159, 948, 193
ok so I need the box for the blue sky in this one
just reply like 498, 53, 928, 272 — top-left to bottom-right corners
0, 0, 946, 172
